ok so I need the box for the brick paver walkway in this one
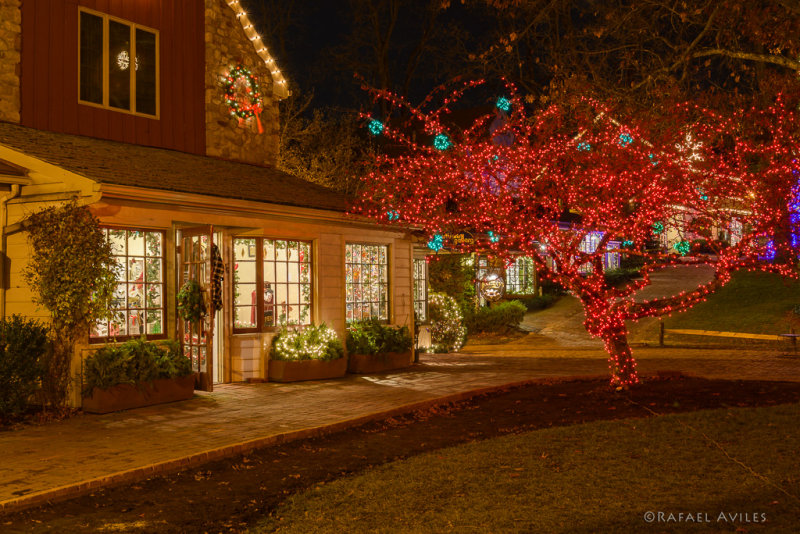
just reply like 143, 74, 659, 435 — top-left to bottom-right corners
2, 348, 800, 513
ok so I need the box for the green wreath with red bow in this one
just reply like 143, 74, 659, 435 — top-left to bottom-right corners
223, 64, 263, 120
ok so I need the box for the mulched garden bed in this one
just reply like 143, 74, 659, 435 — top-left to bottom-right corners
4, 375, 800, 533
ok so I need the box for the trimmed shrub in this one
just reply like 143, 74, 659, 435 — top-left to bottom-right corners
540, 278, 567, 296
428, 292, 466, 353
465, 300, 526, 334
271, 324, 344, 361
83, 338, 193, 397
428, 254, 476, 316
346, 318, 413, 355
515, 294, 558, 311
0, 315, 50, 416
603, 267, 641, 288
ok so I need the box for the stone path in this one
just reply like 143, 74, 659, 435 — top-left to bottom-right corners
520, 264, 716, 347
3, 347, 800, 515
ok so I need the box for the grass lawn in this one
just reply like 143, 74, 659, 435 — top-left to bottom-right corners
663, 270, 800, 335
253, 403, 800, 533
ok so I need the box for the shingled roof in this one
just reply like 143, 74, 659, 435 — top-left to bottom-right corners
0, 122, 349, 212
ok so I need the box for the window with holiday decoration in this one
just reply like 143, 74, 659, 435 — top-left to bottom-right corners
413, 258, 428, 322
79, 9, 158, 116
233, 238, 312, 332
91, 228, 166, 341
578, 232, 607, 274
345, 243, 389, 322
505, 256, 535, 295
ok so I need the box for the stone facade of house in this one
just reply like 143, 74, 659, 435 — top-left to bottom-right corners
204, 0, 281, 167
0, 0, 21, 124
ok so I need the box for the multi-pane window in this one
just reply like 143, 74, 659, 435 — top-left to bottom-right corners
413, 258, 428, 322
505, 257, 536, 294
233, 238, 312, 331
345, 243, 389, 322
91, 228, 165, 341
79, 9, 159, 116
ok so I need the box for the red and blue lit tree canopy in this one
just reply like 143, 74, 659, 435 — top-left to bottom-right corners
352, 81, 800, 387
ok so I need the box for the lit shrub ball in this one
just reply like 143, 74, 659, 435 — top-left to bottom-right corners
427, 292, 466, 353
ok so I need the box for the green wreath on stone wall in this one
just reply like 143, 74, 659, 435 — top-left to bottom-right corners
222, 64, 263, 119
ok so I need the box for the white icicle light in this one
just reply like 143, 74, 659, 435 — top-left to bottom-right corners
226, 0, 290, 99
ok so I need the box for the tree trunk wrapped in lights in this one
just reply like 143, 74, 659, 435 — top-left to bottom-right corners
352, 81, 800, 387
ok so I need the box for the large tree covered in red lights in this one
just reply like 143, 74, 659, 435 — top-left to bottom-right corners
352, 82, 800, 387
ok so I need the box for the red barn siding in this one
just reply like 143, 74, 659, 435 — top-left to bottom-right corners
20, 0, 205, 155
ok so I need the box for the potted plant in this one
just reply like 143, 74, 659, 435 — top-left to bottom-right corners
268, 324, 346, 382
82, 338, 195, 414
346, 319, 414, 374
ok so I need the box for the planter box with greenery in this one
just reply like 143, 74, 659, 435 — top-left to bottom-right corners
346, 319, 413, 374
268, 324, 346, 382
82, 339, 195, 414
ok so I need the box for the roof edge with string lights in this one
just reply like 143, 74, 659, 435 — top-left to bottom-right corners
226, 0, 290, 100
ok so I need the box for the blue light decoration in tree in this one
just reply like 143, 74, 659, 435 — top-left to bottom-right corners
488, 230, 500, 243
762, 240, 777, 261
648, 153, 659, 166
367, 119, 384, 136
433, 133, 452, 151
427, 234, 444, 251
674, 241, 691, 256
618, 132, 633, 147
577, 141, 591, 151
496, 96, 511, 113
622, 240, 634, 248
652, 221, 664, 235
386, 210, 399, 221
697, 188, 709, 201
762, 164, 800, 260
792, 164, 800, 249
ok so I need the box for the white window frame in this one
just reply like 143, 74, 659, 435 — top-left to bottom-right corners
345, 243, 390, 323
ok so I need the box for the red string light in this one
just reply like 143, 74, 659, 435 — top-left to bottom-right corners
351, 82, 800, 388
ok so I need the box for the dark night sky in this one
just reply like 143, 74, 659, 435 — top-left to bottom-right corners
245, 1, 495, 112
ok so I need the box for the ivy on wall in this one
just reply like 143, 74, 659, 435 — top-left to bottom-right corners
23, 201, 117, 408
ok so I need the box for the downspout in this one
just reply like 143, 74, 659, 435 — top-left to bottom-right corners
0, 184, 21, 320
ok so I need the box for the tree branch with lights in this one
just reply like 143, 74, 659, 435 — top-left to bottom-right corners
351, 81, 800, 388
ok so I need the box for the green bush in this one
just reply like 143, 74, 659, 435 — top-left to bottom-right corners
271, 324, 344, 361
465, 300, 526, 334
540, 278, 567, 296
0, 315, 50, 416
603, 267, 641, 288
515, 294, 558, 311
428, 255, 476, 316
83, 338, 193, 397
620, 253, 646, 270
346, 319, 413, 355
428, 292, 467, 353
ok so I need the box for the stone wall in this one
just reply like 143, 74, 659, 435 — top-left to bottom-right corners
204, 0, 280, 167
0, 0, 21, 123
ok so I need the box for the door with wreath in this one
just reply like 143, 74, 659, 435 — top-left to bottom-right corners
177, 226, 216, 391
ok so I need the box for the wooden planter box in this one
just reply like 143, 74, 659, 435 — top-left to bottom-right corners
268, 357, 347, 382
82, 374, 196, 414
347, 351, 413, 374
